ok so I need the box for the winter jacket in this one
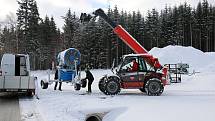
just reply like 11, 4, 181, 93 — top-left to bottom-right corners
85, 70, 94, 82
131, 61, 138, 72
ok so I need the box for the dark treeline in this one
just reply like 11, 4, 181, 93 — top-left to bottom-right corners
0, 0, 62, 70
0, 0, 214, 70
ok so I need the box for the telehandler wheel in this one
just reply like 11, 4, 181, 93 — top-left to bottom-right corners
98, 77, 106, 93
104, 78, 121, 95
145, 78, 164, 96
74, 83, 81, 91
41, 80, 48, 89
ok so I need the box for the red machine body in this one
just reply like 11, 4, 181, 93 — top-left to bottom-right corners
90, 8, 168, 81
113, 25, 162, 69
81, 8, 169, 96
113, 25, 168, 85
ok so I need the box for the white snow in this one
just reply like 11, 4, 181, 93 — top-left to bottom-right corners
149, 45, 215, 72
19, 98, 44, 121
19, 45, 215, 121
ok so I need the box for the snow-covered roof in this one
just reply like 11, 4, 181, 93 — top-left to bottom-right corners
123, 53, 156, 58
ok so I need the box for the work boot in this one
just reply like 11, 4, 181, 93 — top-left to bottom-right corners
54, 82, 58, 90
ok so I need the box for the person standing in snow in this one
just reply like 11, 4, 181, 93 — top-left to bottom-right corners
54, 69, 62, 91
34, 77, 39, 99
84, 68, 94, 93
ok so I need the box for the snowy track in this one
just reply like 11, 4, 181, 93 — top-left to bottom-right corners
19, 46, 215, 121
19, 97, 44, 121
19, 70, 215, 121
0, 93, 21, 121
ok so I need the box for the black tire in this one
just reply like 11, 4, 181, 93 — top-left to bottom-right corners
41, 80, 48, 89
145, 78, 164, 96
32, 90, 35, 95
103, 77, 121, 95
27, 91, 34, 97
98, 77, 106, 93
139, 88, 146, 92
74, 83, 81, 91
81, 79, 87, 88
182, 68, 188, 73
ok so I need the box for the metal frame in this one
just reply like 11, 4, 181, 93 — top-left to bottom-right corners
43, 60, 82, 87
165, 64, 182, 83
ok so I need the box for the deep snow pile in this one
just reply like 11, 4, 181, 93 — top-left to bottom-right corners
19, 45, 215, 121
149, 45, 215, 72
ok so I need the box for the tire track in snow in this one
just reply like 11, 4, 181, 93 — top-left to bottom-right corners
19, 97, 45, 121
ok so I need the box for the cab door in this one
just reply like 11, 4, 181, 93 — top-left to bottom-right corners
138, 56, 148, 87
118, 56, 139, 88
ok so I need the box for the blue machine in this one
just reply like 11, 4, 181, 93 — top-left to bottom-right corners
59, 70, 76, 81
40, 48, 82, 90
57, 48, 81, 82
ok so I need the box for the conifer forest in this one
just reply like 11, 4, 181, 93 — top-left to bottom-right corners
0, 0, 214, 70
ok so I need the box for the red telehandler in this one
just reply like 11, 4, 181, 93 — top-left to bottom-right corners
81, 9, 168, 96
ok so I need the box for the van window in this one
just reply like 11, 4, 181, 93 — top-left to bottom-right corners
20, 56, 26, 66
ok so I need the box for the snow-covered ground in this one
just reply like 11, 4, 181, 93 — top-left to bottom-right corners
19, 45, 215, 121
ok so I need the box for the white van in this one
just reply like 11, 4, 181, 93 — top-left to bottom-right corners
0, 54, 36, 96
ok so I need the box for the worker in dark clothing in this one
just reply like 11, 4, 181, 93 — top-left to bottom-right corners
85, 69, 94, 93
54, 69, 62, 91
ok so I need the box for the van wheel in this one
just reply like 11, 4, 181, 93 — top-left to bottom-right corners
27, 91, 33, 97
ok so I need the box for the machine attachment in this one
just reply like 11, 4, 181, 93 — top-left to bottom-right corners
41, 48, 84, 90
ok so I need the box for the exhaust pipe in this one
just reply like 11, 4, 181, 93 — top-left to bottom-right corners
86, 114, 102, 121
84, 107, 126, 121
85, 112, 107, 121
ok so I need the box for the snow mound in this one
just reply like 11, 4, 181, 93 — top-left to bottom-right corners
149, 45, 215, 72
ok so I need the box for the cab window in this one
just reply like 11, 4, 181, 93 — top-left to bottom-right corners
138, 57, 147, 71
145, 61, 155, 71
120, 56, 138, 72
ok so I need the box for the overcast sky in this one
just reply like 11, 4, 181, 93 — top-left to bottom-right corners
0, 0, 214, 30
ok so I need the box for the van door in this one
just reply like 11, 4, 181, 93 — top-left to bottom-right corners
15, 56, 20, 76
1, 54, 15, 76
15, 55, 28, 76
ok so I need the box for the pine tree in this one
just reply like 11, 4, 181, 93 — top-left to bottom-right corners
160, 6, 174, 47
63, 9, 78, 49
94, 16, 110, 68
37, 16, 60, 69
212, 7, 215, 51
112, 6, 120, 65
126, 12, 133, 53
0, 26, 17, 53
202, 0, 209, 51
49, 17, 59, 65
16, 0, 40, 70
135, 11, 145, 48
182, 3, 193, 46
